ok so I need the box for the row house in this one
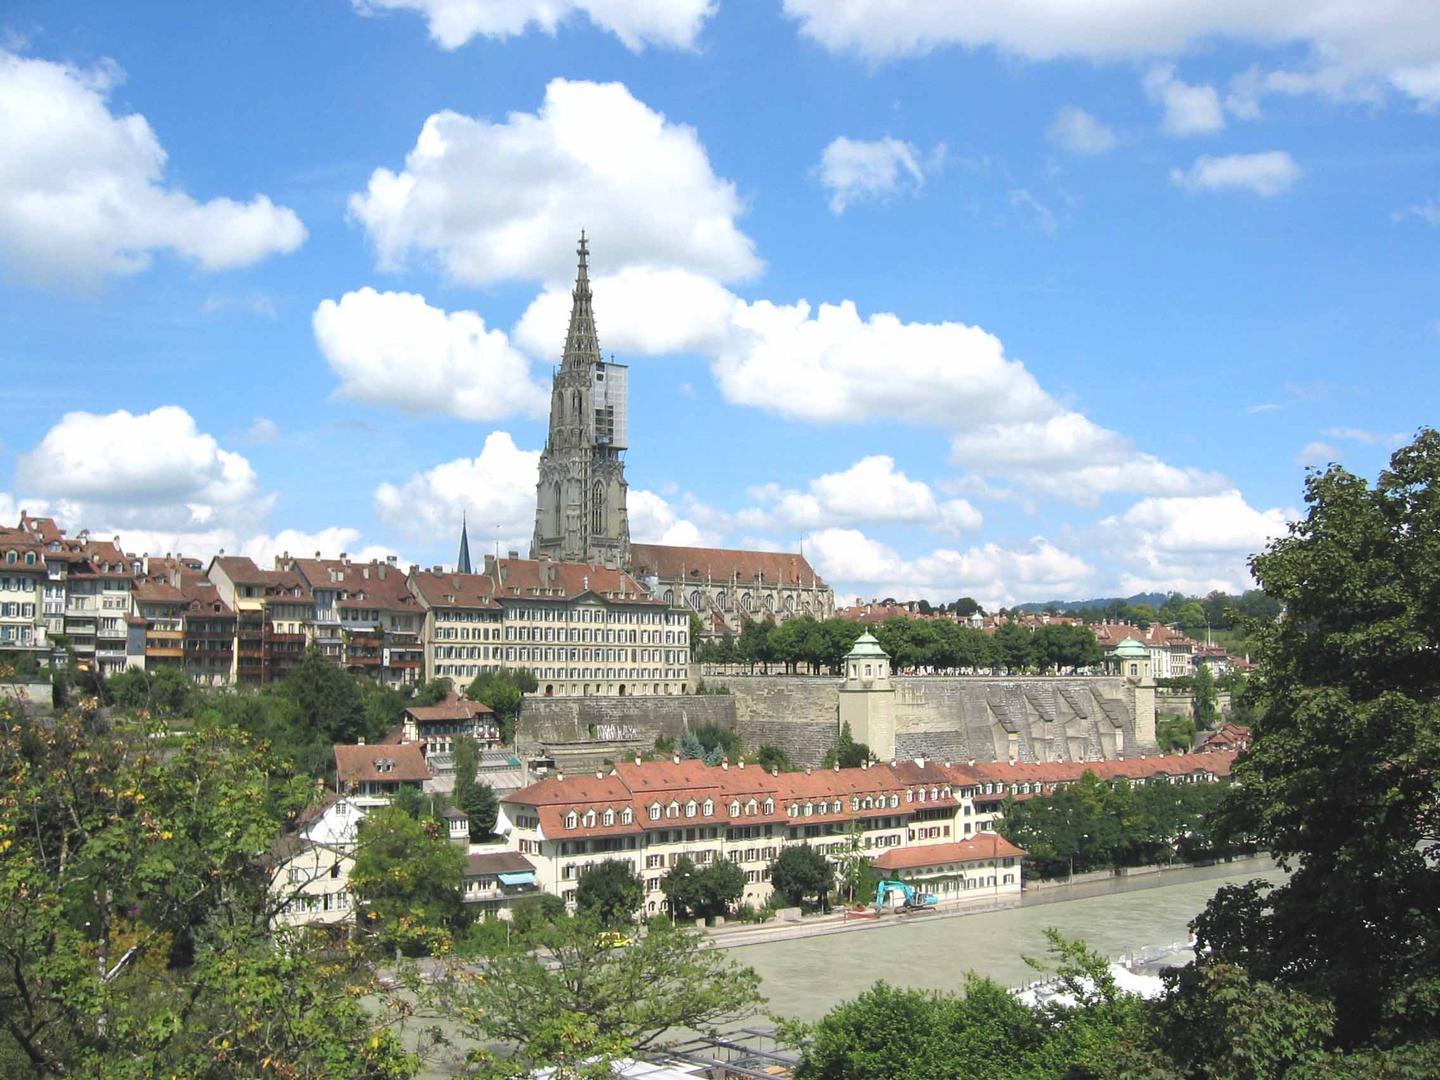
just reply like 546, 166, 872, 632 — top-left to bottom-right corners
207, 556, 315, 684
0, 526, 47, 659
498, 757, 983, 915
282, 555, 426, 686
498, 751, 1238, 915
409, 553, 691, 698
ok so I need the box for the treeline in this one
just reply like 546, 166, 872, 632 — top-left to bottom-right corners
697, 615, 1104, 675
997, 772, 1246, 880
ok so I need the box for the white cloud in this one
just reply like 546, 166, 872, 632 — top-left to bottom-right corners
513, 266, 735, 359
1399, 198, 1440, 226
628, 489, 711, 546
743, 455, 982, 534
314, 288, 547, 420
1171, 151, 1301, 196
1321, 426, 1408, 448
1046, 106, 1116, 155
711, 297, 1053, 426
349, 78, 759, 285
15, 407, 266, 528
1144, 65, 1225, 135
949, 412, 1227, 504
354, 0, 715, 51
0, 50, 304, 289
1008, 188, 1057, 233
816, 136, 926, 213
245, 417, 280, 444
373, 432, 541, 553
804, 526, 1094, 608
1101, 489, 1292, 594
1295, 441, 1341, 467
781, 1, 1440, 108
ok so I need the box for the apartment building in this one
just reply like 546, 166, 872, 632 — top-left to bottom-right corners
207, 556, 315, 684
1094, 623, 1196, 679
282, 555, 424, 686
409, 554, 691, 697
498, 757, 981, 915
0, 526, 46, 658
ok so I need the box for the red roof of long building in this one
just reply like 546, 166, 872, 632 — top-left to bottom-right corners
871, 833, 1027, 871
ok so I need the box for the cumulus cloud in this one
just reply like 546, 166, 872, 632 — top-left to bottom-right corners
1295, 441, 1341, 467
314, 288, 547, 420
349, 78, 760, 285
15, 406, 266, 528
1144, 64, 1225, 135
373, 432, 541, 553
816, 136, 927, 213
781, 0, 1440, 109
1171, 151, 1301, 196
804, 526, 1095, 609
353, 0, 715, 51
513, 266, 735, 359
0, 50, 304, 289
949, 412, 1227, 505
743, 455, 982, 534
245, 417, 280, 444
1101, 490, 1292, 594
1046, 106, 1116, 155
628, 489, 711, 546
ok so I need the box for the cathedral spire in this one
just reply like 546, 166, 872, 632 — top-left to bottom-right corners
456, 513, 472, 574
562, 230, 600, 370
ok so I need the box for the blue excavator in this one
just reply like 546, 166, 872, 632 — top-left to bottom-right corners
874, 879, 938, 914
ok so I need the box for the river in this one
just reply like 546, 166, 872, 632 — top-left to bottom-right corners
730, 855, 1278, 1021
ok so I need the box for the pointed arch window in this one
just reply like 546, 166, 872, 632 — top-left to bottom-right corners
592, 482, 605, 535
552, 482, 562, 536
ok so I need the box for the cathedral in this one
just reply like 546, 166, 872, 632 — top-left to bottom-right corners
528, 234, 835, 637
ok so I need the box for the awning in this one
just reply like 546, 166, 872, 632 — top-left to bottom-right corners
497, 872, 536, 886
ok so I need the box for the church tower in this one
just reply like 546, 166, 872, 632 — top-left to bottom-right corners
531, 233, 631, 564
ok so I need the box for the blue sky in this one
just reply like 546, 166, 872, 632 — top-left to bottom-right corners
1, 1, 1436, 608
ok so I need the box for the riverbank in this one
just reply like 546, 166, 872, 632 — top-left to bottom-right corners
729, 856, 1281, 1021
701, 854, 1275, 951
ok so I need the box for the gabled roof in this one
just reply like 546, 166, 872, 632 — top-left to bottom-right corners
333, 742, 431, 785
630, 543, 827, 588
870, 833, 1026, 871
407, 570, 503, 610
405, 693, 496, 723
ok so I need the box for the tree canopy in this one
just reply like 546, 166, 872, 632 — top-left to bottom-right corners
350, 805, 465, 955
574, 860, 644, 926
768, 844, 833, 910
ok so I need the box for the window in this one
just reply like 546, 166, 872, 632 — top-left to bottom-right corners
702, 798, 713, 816
565, 811, 578, 829
763, 799, 774, 815
621, 807, 633, 824
592, 482, 605, 535
603, 809, 615, 826
552, 481, 562, 536
685, 800, 697, 818
729, 800, 740, 816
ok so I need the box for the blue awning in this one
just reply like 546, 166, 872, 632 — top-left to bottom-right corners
497, 871, 536, 886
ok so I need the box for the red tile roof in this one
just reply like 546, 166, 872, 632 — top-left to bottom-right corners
871, 833, 1026, 871
405, 693, 495, 722
630, 543, 827, 588
333, 742, 431, 785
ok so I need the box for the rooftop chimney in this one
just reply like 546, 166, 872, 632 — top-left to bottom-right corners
771, 767, 779, 776
556, 770, 564, 782
634, 755, 643, 766
672, 753, 680, 765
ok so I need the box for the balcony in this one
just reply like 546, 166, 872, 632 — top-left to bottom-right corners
146, 646, 185, 659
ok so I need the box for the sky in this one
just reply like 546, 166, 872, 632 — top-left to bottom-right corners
0, 1, 1436, 610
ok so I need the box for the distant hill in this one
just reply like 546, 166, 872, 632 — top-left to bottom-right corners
1012, 592, 1169, 614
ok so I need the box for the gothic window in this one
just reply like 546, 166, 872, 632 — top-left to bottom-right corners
592, 482, 605, 534
571, 389, 582, 419
552, 482, 562, 536
688, 590, 701, 610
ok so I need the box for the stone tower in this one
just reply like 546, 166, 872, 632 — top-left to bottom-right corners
531, 233, 631, 564
837, 630, 897, 761
1114, 637, 1156, 750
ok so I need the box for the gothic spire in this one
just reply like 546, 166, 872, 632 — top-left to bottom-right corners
562, 230, 600, 370
456, 512, 472, 574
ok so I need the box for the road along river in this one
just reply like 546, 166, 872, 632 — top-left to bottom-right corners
729, 855, 1278, 1021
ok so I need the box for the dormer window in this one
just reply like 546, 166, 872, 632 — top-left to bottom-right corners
906, 789, 914, 803
566, 811, 578, 829
374, 757, 395, 774
602, 808, 615, 826
583, 809, 596, 828
685, 800, 697, 818
763, 799, 774, 815
942, 786, 951, 799
803, 802, 813, 817
863, 796, 874, 810
918, 788, 926, 802
788, 803, 798, 817
667, 801, 679, 819
702, 798, 713, 816
729, 800, 741, 816
851, 796, 860, 811
746, 798, 758, 815
621, 807, 633, 825
889, 794, 899, 808
649, 803, 660, 821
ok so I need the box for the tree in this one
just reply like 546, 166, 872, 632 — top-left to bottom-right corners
574, 860, 643, 926
697, 859, 746, 918
833, 821, 877, 905
509, 893, 566, 936
283, 644, 368, 743
465, 668, 536, 744
688, 612, 704, 660
350, 805, 465, 955
439, 917, 763, 1055
769, 845, 833, 910
1200, 430, 1440, 1047
661, 856, 704, 919
452, 735, 498, 839
755, 743, 795, 773
0, 704, 416, 1078
1192, 662, 1219, 727
1156, 715, 1196, 753
822, 722, 873, 770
